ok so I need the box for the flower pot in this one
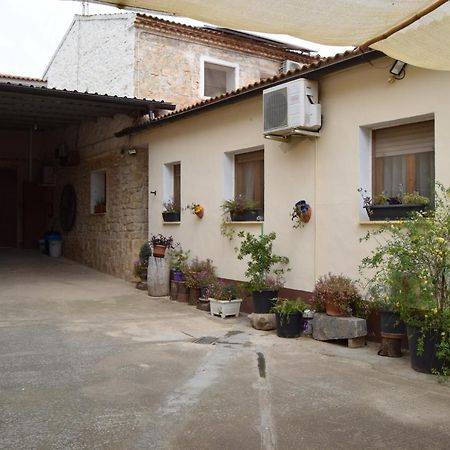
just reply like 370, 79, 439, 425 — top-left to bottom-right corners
275, 312, 304, 338
325, 301, 347, 317
195, 207, 204, 218
252, 290, 278, 313
379, 311, 406, 335
162, 211, 180, 222
173, 271, 183, 282
188, 287, 201, 305
197, 297, 210, 311
153, 244, 167, 258
365, 204, 426, 221
209, 298, 242, 318
407, 324, 447, 374
230, 210, 259, 221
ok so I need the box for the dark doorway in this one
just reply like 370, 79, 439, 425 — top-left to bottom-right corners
0, 169, 18, 247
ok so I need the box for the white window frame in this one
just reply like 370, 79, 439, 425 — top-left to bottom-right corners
224, 145, 264, 201
359, 113, 434, 220
90, 169, 107, 214
163, 161, 181, 205
200, 56, 239, 99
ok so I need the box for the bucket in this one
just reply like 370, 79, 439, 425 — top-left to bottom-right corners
49, 237, 62, 257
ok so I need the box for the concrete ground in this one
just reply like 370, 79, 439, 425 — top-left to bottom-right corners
1, 250, 449, 450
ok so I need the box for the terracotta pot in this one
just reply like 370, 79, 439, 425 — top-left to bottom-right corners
153, 244, 167, 258
325, 300, 347, 317
195, 207, 204, 218
188, 287, 201, 305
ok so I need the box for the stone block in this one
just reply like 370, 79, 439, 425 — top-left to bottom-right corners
249, 313, 276, 331
312, 313, 367, 341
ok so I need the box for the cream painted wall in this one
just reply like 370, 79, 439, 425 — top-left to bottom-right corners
134, 57, 450, 292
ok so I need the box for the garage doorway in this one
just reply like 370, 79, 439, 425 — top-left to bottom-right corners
0, 168, 18, 247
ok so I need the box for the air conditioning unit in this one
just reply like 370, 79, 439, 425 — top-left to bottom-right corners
280, 59, 302, 74
263, 78, 321, 136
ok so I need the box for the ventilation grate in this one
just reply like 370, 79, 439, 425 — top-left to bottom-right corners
192, 336, 219, 345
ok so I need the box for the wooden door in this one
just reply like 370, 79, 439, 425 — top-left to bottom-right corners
0, 169, 18, 247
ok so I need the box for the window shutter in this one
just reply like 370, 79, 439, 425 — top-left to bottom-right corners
374, 120, 434, 158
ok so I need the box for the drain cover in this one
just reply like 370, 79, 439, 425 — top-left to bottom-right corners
192, 336, 219, 345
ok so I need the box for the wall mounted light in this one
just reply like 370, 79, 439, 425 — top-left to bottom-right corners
389, 60, 407, 78
128, 148, 137, 156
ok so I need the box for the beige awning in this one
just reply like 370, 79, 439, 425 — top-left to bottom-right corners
85, 0, 450, 70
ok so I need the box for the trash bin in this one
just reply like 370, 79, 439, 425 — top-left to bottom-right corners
48, 233, 62, 257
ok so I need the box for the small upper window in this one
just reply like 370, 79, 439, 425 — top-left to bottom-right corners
203, 61, 236, 98
373, 120, 434, 200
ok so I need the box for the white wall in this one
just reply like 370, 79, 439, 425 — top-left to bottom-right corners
44, 14, 135, 97
133, 58, 450, 292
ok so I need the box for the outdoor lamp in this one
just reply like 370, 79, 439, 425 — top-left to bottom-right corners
390, 60, 407, 77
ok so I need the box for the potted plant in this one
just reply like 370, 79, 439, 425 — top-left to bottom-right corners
184, 257, 216, 305
169, 246, 190, 281
150, 234, 175, 258
236, 231, 290, 313
358, 188, 429, 221
313, 273, 362, 317
162, 199, 180, 222
187, 202, 204, 218
291, 200, 312, 228
94, 199, 106, 214
272, 298, 308, 338
207, 279, 243, 318
221, 194, 260, 221
360, 183, 450, 375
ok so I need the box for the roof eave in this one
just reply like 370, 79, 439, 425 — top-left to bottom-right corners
115, 49, 384, 137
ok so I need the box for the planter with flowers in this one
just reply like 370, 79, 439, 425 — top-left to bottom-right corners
208, 279, 242, 318
169, 246, 190, 281
313, 273, 363, 317
360, 183, 450, 376
184, 258, 216, 305
291, 200, 311, 228
358, 188, 429, 221
162, 199, 180, 222
150, 234, 175, 258
187, 202, 204, 218
236, 230, 290, 313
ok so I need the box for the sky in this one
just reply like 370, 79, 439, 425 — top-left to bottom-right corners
0, 0, 352, 79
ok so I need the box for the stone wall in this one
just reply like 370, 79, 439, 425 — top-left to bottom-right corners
49, 115, 148, 280
135, 29, 281, 108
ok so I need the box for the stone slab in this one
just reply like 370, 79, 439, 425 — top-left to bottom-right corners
313, 313, 367, 341
249, 313, 276, 331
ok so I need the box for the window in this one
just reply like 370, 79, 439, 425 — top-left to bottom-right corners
373, 120, 434, 199
235, 150, 264, 214
163, 162, 181, 209
202, 59, 237, 98
90, 170, 106, 214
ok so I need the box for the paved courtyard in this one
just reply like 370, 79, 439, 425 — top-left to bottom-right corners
1, 250, 449, 450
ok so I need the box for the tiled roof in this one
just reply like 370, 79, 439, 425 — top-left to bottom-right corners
115, 49, 384, 137
134, 13, 317, 64
0, 73, 44, 82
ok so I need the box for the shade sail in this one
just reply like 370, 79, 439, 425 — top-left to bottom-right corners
86, 0, 450, 70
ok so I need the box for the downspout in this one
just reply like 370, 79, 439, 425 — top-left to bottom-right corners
314, 137, 318, 283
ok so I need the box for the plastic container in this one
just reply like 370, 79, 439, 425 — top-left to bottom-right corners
48, 235, 62, 257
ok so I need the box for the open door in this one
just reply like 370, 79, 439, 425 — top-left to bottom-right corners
0, 168, 18, 247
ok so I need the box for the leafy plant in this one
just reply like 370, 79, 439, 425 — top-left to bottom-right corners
169, 246, 190, 271
236, 231, 289, 292
313, 273, 362, 316
133, 260, 147, 280
271, 298, 308, 326
360, 183, 450, 376
163, 199, 180, 213
187, 203, 204, 215
358, 187, 430, 208
207, 279, 238, 301
221, 194, 258, 214
139, 241, 152, 265
183, 258, 216, 288
402, 191, 430, 206
150, 234, 175, 248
